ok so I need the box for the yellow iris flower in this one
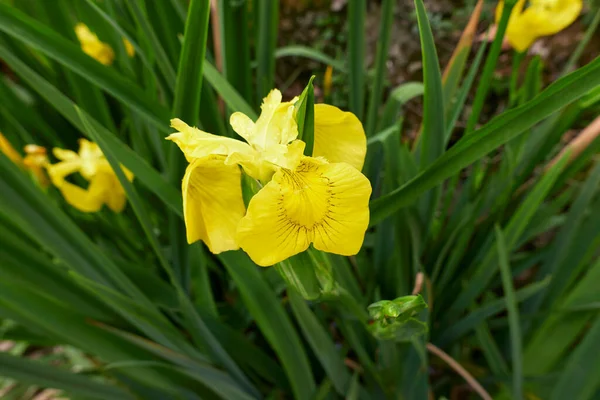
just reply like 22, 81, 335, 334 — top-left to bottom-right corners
75, 23, 135, 66
496, 0, 582, 52
47, 139, 133, 213
168, 89, 371, 266
0, 132, 49, 186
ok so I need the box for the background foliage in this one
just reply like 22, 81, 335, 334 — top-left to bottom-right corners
0, 0, 599, 399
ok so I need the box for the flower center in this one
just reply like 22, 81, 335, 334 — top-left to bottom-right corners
279, 161, 332, 229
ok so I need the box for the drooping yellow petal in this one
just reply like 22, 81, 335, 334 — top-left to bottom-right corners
0, 132, 24, 166
168, 118, 254, 162
57, 172, 113, 213
182, 155, 245, 253
520, 0, 582, 36
236, 157, 371, 266
313, 104, 366, 171
75, 23, 115, 66
47, 160, 81, 188
105, 166, 134, 212
496, 0, 582, 52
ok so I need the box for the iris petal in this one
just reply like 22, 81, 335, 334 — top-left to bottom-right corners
313, 104, 366, 171
182, 155, 246, 253
168, 118, 254, 162
236, 157, 371, 266
497, 0, 582, 52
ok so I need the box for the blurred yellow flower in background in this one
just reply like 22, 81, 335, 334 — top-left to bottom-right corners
0, 133, 49, 186
496, 0, 582, 52
168, 89, 370, 266
75, 23, 115, 66
75, 23, 135, 65
123, 38, 135, 57
47, 139, 133, 213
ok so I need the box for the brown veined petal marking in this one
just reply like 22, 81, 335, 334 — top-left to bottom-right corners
236, 157, 371, 266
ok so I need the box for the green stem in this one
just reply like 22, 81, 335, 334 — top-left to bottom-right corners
365, 0, 394, 137
509, 50, 525, 107
465, 0, 516, 135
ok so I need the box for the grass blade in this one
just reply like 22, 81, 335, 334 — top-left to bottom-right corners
0, 3, 170, 131
204, 60, 257, 120
256, 0, 278, 103
0, 352, 134, 400
441, 0, 483, 114
464, 0, 516, 134
413, 0, 446, 232
550, 317, 600, 400
219, 251, 316, 399
218, 0, 252, 100
289, 290, 351, 395
347, 0, 365, 119
495, 226, 523, 400
275, 46, 346, 71
365, 0, 394, 137
370, 56, 600, 225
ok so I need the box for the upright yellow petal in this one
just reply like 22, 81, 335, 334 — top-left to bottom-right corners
0, 132, 23, 166
168, 118, 254, 162
236, 157, 371, 266
232, 90, 298, 150
182, 155, 245, 253
313, 104, 366, 171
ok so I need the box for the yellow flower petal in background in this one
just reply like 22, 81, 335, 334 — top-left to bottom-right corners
323, 66, 333, 98
313, 104, 367, 170
520, 0, 582, 36
236, 157, 371, 266
182, 155, 246, 253
496, 0, 582, 52
23, 144, 49, 187
58, 172, 112, 213
123, 38, 135, 57
75, 23, 115, 66
47, 139, 132, 213
0, 132, 24, 166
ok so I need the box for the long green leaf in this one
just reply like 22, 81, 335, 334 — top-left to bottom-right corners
365, 0, 394, 137
203, 60, 258, 120
550, 317, 600, 400
495, 226, 523, 400
289, 291, 351, 395
0, 352, 134, 400
370, 56, 600, 225
347, 0, 365, 119
275, 46, 346, 71
256, 0, 278, 103
219, 251, 315, 399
